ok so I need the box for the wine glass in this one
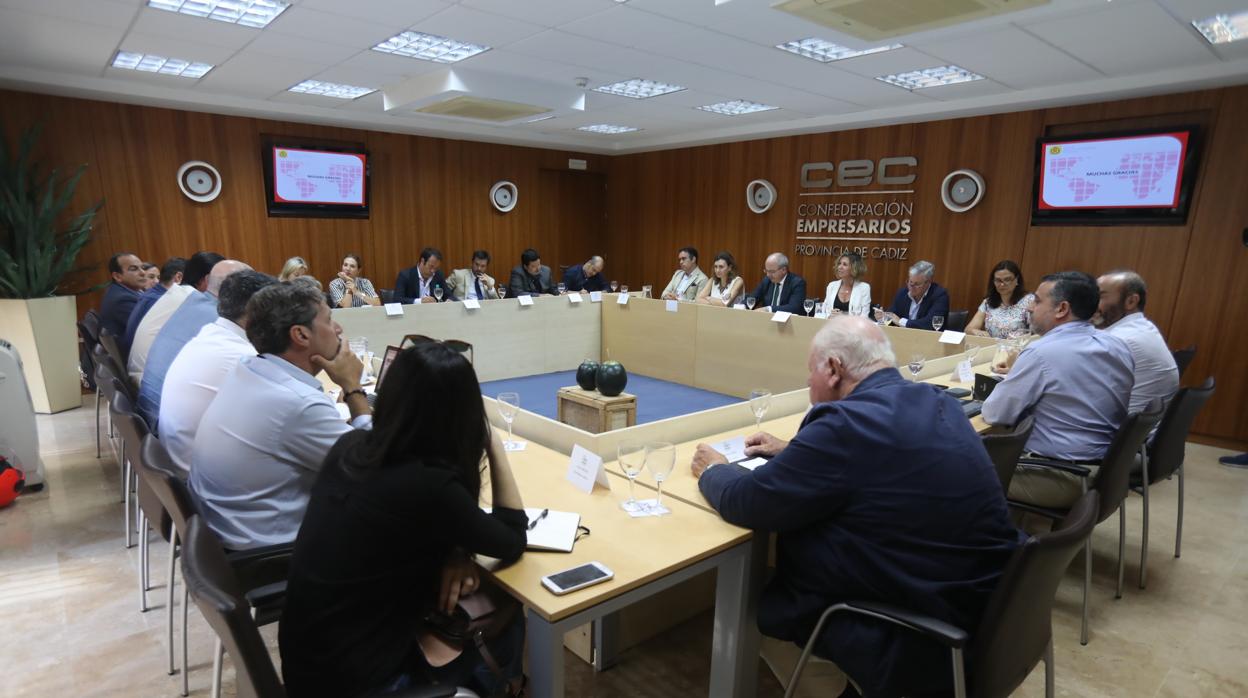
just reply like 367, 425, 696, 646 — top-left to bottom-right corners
748, 389, 772, 430
932, 315, 945, 332
557, 282, 567, 295
433, 286, 444, 302
496, 392, 519, 445
620, 284, 629, 294
497, 285, 507, 299
644, 442, 675, 512
745, 296, 757, 310
803, 298, 815, 316
873, 305, 887, 326
642, 284, 653, 299
907, 353, 926, 380
610, 280, 619, 292
349, 337, 372, 382
617, 442, 646, 511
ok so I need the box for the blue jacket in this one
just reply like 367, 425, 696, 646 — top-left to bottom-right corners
699, 369, 1021, 696
562, 265, 606, 293
122, 284, 168, 355
99, 282, 142, 344
880, 282, 950, 331
137, 291, 218, 430
748, 273, 807, 314
393, 267, 455, 304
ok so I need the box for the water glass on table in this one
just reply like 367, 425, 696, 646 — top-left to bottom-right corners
618, 442, 646, 512
745, 296, 757, 310
433, 286, 444, 302
803, 299, 815, 316
932, 315, 945, 332
644, 442, 675, 514
907, 354, 926, 380
610, 280, 619, 292
496, 392, 520, 446
748, 389, 772, 430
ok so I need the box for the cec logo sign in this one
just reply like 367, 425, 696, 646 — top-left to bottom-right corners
799, 156, 918, 188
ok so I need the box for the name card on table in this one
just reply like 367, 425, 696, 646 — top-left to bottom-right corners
709, 435, 747, 463
517, 294, 535, 307
383, 302, 404, 317
956, 359, 975, 384
939, 330, 966, 345
568, 292, 583, 304
589, 291, 603, 303
771, 311, 792, 324
665, 299, 679, 313
462, 298, 481, 310
616, 293, 629, 306
566, 444, 611, 494
733, 303, 746, 310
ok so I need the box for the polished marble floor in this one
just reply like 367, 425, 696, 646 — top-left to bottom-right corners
2, 395, 1246, 697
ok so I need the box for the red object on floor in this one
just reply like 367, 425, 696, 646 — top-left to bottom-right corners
0, 456, 24, 508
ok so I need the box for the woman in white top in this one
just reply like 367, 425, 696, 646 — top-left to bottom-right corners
696, 251, 745, 306
822, 253, 872, 316
328, 253, 381, 308
967, 259, 1034, 339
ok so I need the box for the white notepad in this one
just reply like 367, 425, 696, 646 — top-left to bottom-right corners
483, 507, 581, 552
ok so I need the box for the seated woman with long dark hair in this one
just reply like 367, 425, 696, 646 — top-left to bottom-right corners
279, 342, 527, 698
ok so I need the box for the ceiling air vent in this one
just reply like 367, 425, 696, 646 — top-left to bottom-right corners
415, 96, 552, 122
772, 0, 1049, 41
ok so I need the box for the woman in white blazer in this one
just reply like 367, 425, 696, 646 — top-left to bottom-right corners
822, 252, 872, 316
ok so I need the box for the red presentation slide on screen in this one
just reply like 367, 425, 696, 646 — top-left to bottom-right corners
1037, 132, 1188, 210
273, 148, 367, 205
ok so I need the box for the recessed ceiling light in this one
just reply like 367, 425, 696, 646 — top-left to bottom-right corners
594, 79, 685, 99
1192, 11, 1248, 45
372, 31, 490, 63
876, 65, 984, 90
577, 124, 641, 134
147, 0, 290, 29
288, 80, 376, 100
696, 99, 779, 116
776, 38, 902, 63
111, 51, 213, 79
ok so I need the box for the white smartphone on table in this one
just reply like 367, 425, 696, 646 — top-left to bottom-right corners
541, 561, 614, 595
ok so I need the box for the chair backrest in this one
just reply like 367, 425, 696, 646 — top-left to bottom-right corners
969, 490, 1100, 697
1146, 378, 1215, 484
95, 352, 135, 402
81, 310, 102, 346
98, 327, 127, 367
981, 414, 1034, 493
1094, 399, 1166, 523
1170, 345, 1196, 380
182, 516, 287, 698
110, 391, 173, 542
379, 288, 395, 304
946, 309, 969, 333
140, 435, 198, 544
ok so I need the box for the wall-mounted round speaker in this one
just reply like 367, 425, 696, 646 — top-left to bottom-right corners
746, 179, 776, 214
177, 161, 222, 203
940, 169, 984, 213
490, 180, 518, 213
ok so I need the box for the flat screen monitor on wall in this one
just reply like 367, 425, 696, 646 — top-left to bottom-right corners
1030, 126, 1200, 226
261, 139, 370, 219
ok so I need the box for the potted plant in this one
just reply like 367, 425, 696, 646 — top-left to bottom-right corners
0, 122, 103, 413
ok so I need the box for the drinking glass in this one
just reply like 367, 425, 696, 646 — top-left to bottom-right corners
748, 389, 772, 430
620, 284, 629, 294
873, 305, 887, 326
617, 442, 646, 510
932, 315, 945, 332
745, 296, 757, 310
496, 392, 520, 445
557, 282, 567, 295
642, 284, 653, 299
803, 299, 815, 316
433, 286, 444, 302
497, 285, 507, 299
645, 442, 675, 512
349, 337, 371, 382
907, 353, 926, 380
610, 280, 619, 292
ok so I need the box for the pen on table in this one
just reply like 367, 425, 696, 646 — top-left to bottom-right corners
528, 508, 549, 530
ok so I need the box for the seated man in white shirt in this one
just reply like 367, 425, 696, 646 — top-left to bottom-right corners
128, 250, 223, 383
158, 270, 279, 476
189, 278, 371, 550
1094, 269, 1179, 415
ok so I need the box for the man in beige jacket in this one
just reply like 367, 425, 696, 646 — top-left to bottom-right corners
446, 249, 500, 301
660, 246, 708, 301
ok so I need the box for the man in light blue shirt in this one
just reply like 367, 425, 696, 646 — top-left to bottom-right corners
190, 279, 371, 550
983, 271, 1134, 508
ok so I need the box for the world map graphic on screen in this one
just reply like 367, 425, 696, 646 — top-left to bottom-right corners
273, 148, 366, 205
1039, 133, 1186, 209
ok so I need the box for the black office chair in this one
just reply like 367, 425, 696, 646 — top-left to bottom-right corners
379, 288, 395, 304
785, 491, 1100, 698
181, 517, 462, 698
79, 312, 103, 455
980, 414, 1034, 494
1008, 400, 1164, 645
96, 362, 138, 548
1131, 378, 1215, 588
1170, 345, 1196, 381
99, 326, 129, 369
109, 391, 171, 616
946, 309, 969, 333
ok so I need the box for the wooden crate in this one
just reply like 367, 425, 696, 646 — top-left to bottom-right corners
556, 386, 637, 433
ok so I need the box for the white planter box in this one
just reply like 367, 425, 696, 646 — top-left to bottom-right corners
0, 296, 81, 413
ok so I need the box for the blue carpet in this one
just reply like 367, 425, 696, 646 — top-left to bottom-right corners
480, 370, 741, 424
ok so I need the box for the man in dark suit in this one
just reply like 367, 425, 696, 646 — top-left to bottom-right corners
876, 259, 950, 330
690, 315, 1021, 697
562, 255, 606, 293
508, 248, 557, 297
394, 247, 455, 304
99, 251, 147, 341
748, 252, 806, 314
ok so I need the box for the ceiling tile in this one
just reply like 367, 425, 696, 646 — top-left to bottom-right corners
334, 49, 446, 79
460, 0, 618, 28
832, 47, 948, 79
197, 50, 332, 99
913, 26, 1104, 89
408, 4, 547, 49
459, 49, 629, 90
921, 77, 1014, 101
129, 5, 258, 50
248, 29, 362, 65
263, 5, 396, 48
295, 0, 449, 29
0, 0, 139, 30
0, 8, 126, 75
119, 31, 241, 65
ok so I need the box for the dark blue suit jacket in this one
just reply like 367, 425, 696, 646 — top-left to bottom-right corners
699, 370, 1021, 696
393, 267, 455, 304
749, 273, 807, 314
881, 282, 950, 330
561, 265, 606, 293
122, 284, 167, 355
100, 282, 142, 344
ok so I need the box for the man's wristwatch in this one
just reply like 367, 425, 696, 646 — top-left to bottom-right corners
342, 388, 367, 401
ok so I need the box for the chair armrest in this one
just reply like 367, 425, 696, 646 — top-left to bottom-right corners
243, 581, 287, 609
1017, 457, 1091, 477
226, 543, 294, 591
828, 601, 969, 649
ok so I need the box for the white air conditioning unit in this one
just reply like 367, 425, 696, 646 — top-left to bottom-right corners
0, 339, 45, 487
772, 0, 1049, 41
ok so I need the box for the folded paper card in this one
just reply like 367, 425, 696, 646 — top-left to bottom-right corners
463, 299, 481, 310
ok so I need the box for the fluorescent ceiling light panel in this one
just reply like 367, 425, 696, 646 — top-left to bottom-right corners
577, 124, 640, 134
288, 80, 376, 100
594, 78, 685, 99
696, 99, 779, 116
876, 65, 984, 90
147, 0, 290, 28
111, 51, 213, 78
1192, 11, 1248, 45
776, 38, 902, 63
372, 31, 490, 63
